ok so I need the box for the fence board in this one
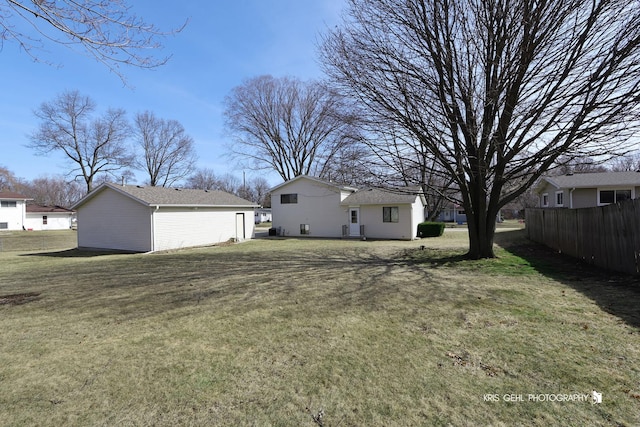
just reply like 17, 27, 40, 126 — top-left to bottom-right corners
526, 199, 640, 275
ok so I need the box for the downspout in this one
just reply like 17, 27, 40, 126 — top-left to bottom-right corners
569, 188, 575, 209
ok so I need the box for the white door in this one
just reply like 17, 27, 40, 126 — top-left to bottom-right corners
235, 213, 245, 241
349, 208, 360, 236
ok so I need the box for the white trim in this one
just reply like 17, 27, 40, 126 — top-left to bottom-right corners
555, 191, 564, 207
597, 187, 635, 206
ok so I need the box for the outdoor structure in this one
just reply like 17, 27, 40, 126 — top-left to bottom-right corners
254, 208, 272, 224
535, 171, 640, 209
270, 175, 426, 240
72, 183, 257, 252
25, 205, 75, 231
436, 204, 468, 224
0, 191, 32, 230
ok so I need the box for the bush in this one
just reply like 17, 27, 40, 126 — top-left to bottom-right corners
417, 221, 445, 238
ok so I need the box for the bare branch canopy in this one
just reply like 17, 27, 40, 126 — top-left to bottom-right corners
321, 0, 640, 258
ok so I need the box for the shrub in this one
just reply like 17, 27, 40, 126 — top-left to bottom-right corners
417, 221, 445, 238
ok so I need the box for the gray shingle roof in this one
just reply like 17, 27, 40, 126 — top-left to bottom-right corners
341, 188, 422, 205
543, 171, 640, 189
75, 183, 257, 208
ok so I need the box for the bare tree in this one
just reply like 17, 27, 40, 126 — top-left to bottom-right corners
24, 175, 84, 207
610, 153, 640, 172
0, 166, 24, 191
223, 75, 360, 181
1, 0, 185, 83
322, 0, 640, 258
29, 90, 133, 193
134, 111, 197, 187
185, 168, 218, 191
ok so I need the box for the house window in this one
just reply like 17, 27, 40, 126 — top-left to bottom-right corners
351, 210, 358, 223
42, 216, 48, 225
383, 206, 399, 223
1, 201, 17, 207
556, 191, 564, 207
280, 193, 298, 204
542, 193, 549, 207
300, 224, 309, 235
457, 210, 466, 215
0, 222, 7, 229
599, 189, 632, 205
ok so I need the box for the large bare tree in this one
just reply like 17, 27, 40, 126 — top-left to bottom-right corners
1, 0, 185, 83
29, 90, 132, 193
223, 75, 360, 181
134, 111, 197, 187
322, 0, 640, 258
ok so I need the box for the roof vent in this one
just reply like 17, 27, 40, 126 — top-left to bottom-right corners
175, 188, 182, 191
566, 172, 574, 176
136, 185, 145, 188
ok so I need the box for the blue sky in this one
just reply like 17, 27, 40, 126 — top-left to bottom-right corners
1, 0, 344, 187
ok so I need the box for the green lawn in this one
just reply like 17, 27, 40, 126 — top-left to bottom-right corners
0, 230, 638, 426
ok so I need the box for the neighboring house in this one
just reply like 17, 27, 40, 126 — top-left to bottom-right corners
269, 175, 426, 240
254, 208, 272, 224
0, 191, 32, 230
72, 183, 258, 252
535, 171, 640, 208
24, 205, 75, 231
436, 204, 468, 224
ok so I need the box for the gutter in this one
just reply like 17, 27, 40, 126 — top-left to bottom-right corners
569, 188, 575, 209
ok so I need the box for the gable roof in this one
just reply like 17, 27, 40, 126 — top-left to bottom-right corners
72, 183, 257, 209
0, 191, 32, 200
341, 187, 425, 206
269, 175, 358, 193
26, 205, 74, 213
538, 171, 640, 193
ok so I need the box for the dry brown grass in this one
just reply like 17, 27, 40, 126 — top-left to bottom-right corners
0, 229, 638, 426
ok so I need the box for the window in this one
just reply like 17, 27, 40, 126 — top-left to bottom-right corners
280, 193, 298, 204
351, 210, 358, 223
556, 191, 564, 207
542, 193, 549, 207
300, 224, 309, 235
383, 206, 399, 223
0, 222, 7, 229
599, 189, 632, 205
42, 216, 48, 225
0, 201, 16, 207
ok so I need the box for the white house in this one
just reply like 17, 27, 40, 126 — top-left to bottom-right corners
0, 191, 32, 230
535, 171, 640, 208
269, 176, 426, 240
72, 183, 258, 252
24, 205, 75, 231
254, 208, 272, 224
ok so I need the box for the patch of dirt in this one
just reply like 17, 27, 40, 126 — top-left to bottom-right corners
0, 292, 41, 305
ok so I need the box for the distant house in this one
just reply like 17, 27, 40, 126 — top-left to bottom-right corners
436, 204, 468, 224
535, 171, 640, 208
269, 175, 426, 240
0, 191, 32, 230
25, 205, 75, 230
254, 208, 272, 224
72, 183, 258, 252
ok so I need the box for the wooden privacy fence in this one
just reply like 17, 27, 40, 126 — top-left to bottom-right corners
526, 201, 640, 275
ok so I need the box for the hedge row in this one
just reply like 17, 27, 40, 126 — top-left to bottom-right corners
417, 221, 445, 238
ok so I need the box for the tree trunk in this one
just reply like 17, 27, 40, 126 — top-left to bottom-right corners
467, 218, 497, 259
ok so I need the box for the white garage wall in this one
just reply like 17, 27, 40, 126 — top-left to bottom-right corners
153, 207, 255, 251
24, 213, 73, 231
77, 189, 152, 252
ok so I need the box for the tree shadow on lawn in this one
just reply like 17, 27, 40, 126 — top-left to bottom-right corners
21, 248, 140, 258
495, 230, 640, 329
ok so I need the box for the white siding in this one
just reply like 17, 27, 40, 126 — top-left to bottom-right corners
272, 178, 350, 237
358, 202, 420, 240
77, 189, 152, 252
0, 200, 27, 230
24, 213, 73, 231
153, 207, 255, 251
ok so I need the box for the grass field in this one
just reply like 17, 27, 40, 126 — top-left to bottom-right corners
0, 229, 639, 426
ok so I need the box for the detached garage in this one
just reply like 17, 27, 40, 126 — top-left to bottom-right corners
72, 183, 257, 252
